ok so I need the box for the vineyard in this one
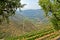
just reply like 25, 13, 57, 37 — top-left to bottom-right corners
4, 27, 60, 40
0, 0, 60, 40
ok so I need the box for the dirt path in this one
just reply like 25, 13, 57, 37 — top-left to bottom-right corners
35, 32, 55, 40
0, 39, 4, 40
51, 35, 60, 40
35, 31, 60, 40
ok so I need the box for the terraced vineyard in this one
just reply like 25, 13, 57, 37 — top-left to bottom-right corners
3, 27, 60, 40
36, 31, 60, 40
19, 30, 60, 40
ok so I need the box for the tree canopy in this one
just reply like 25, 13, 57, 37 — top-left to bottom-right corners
0, 0, 24, 24
39, 0, 60, 30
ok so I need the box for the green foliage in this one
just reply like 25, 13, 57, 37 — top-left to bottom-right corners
0, 0, 24, 24
0, 32, 5, 39
16, 28, 54, 40
39, 0, 60, 30
4, 36, 18, 40
4, 28, 54, 40
4, 28, 60, 40
26, 29, 54, 40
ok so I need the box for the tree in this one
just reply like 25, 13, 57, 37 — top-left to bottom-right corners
39, 0, 60, 30
0, 0, 24, 24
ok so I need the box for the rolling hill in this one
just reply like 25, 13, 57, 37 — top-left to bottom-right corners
0, 9, 50, 39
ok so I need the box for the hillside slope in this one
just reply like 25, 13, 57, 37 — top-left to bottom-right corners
0, 14, 38, 38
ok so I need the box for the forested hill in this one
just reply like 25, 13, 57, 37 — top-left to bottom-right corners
16, 9, 49, 23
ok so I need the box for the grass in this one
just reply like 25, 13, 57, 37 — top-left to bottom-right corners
4, 26, 59, 40
16, 27, 54, 40
4, 36, 18, 40
26, 29, 54, 40
42, 32, 59, 40
48, 34, 59, 39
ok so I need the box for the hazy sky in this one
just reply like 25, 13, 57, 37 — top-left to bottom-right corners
21, 0, 41, 10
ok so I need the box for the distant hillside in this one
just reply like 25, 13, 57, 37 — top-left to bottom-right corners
16, 9, 49, 23
0, 9, 50, 38
17, 9, 44, 20
0, 13, 39, 38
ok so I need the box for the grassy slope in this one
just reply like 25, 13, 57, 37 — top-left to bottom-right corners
0, 14, 39, 39
4, 28, 60, 40
4, 25, 54, 40
0, 14, 59, 40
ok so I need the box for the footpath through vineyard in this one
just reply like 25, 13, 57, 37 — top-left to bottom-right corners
35, 30, 60, 40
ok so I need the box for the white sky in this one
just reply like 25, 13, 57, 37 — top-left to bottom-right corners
21, 0, 41, 10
